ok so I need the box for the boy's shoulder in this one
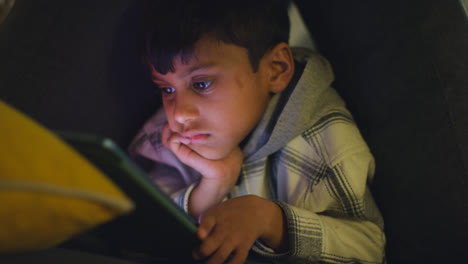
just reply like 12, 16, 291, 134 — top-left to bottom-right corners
299, 108, 370, 165
244, 49, 346, 161
251, 48, 371, 163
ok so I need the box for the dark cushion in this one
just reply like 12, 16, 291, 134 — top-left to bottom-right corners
0, 0, 158, 148
295, 0, 468, 262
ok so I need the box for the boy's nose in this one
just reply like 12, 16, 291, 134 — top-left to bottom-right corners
173, 97, 199, 124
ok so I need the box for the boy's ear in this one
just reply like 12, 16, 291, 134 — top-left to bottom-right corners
261, 42, 295, 93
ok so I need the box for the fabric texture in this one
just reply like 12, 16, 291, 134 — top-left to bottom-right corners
0, 100, 134, 254
129, 50, 386, 263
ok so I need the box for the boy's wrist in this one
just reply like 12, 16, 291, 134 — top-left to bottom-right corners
259, 199, 289, 252
188, 178, 231, 219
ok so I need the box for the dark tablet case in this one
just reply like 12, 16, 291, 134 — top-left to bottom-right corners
57, 131, 198, 263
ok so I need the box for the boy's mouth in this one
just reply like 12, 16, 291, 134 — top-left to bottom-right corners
181, 132, 210, 144
190, 134, 209, 144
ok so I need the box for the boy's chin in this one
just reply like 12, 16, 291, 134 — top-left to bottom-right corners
190, 145, 234, 161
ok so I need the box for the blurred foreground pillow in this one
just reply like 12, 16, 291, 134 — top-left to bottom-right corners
0, 100, 134, 253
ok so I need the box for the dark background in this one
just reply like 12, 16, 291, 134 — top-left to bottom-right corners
294, 1, 468, 262
1, 0, 468, 263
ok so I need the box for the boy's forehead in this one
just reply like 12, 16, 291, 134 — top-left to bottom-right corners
151, 37, 248, 78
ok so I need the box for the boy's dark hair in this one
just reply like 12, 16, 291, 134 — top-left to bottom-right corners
138, 0, 291, 74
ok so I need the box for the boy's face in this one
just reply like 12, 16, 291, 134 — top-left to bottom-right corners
150, 36, 274, 160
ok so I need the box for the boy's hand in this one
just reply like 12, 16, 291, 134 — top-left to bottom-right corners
193, 195, 289, 264
162, 123, 244, 218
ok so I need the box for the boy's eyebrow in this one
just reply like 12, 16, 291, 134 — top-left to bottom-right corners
151, 75, 164, 82
183, 62, 217, 76
151, 62, 217, 82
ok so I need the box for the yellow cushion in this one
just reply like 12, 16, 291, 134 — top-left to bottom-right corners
0, 100, 134, 253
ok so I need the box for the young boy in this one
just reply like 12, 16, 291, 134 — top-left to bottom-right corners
130, 0, 386, 263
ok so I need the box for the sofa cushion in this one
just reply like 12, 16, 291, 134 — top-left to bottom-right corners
0, 100, 134, 253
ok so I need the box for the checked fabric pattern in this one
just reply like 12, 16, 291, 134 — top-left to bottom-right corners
228, 109, 386, 263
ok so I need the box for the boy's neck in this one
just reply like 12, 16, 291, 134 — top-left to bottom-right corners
240, 60, 305, 155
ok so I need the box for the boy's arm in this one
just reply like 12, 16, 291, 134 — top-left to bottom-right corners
248, 154, 385, 263
161, 124, 290, 264
161, 123, 243, 219
258, 200, 386, 263
251, 124, 386, 263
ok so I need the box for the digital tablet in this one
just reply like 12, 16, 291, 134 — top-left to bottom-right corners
56, 131, 198, 263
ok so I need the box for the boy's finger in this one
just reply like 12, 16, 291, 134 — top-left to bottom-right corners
197, 214, 216, 240
162, 124, 189, 146
225, 249, 249, 264
161, 123, 175, 148
194, 216, 230, 260
168, 139, 216, 177
194, 235, 223, 261
162, 125, 196, 163
161, 123, 215, 177
170, 141, 203, 166
204, 243, 234, 264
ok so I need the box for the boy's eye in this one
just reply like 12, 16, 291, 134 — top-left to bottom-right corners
161, 87, 175, 94
192, 81, 213, 90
